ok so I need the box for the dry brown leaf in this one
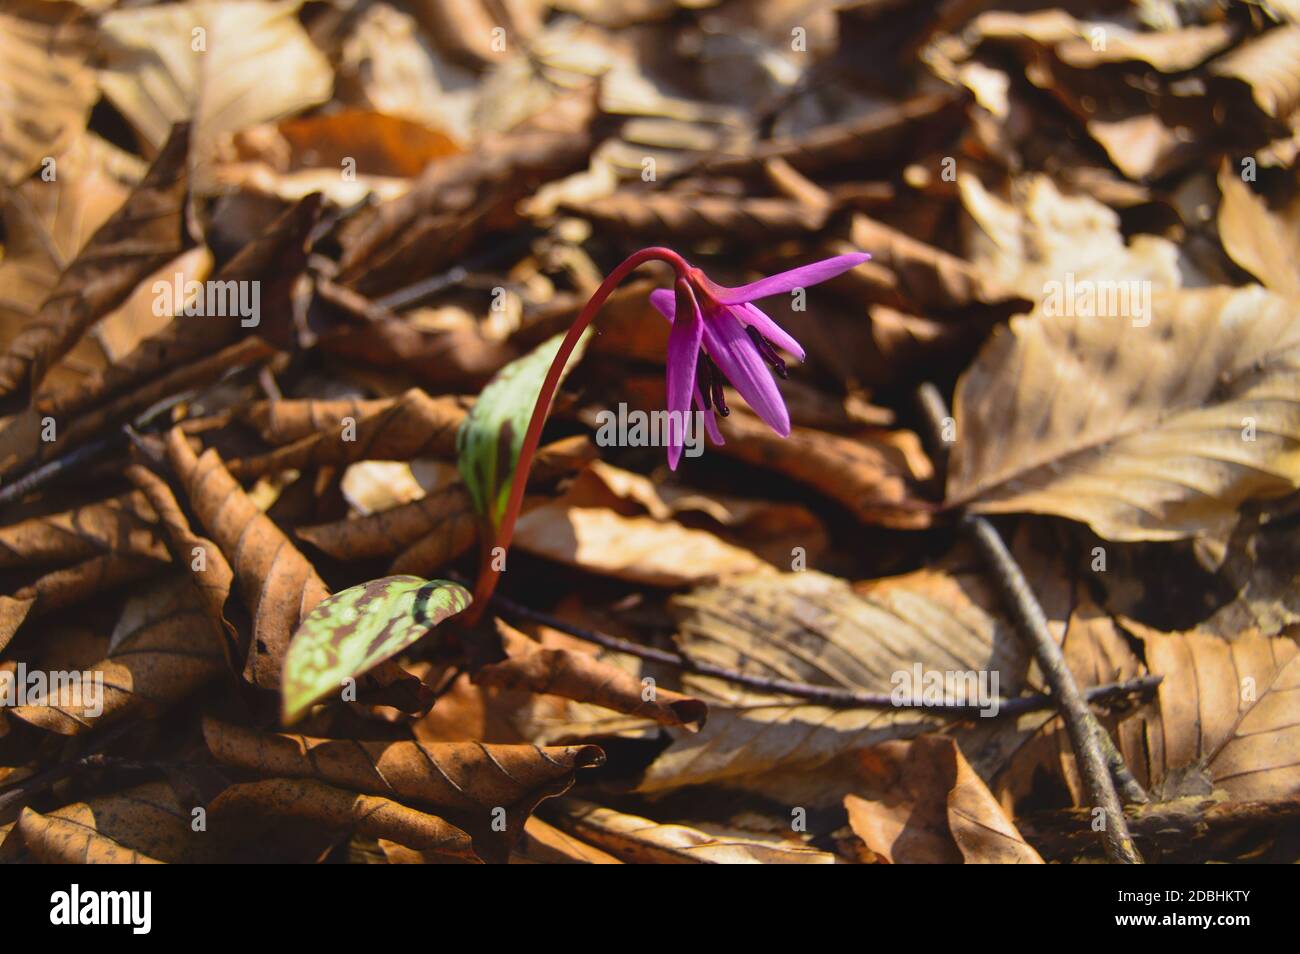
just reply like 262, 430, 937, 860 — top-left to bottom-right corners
240, 396, 400, 445
701, 91, 967, 176
209, 778, 478, 862
165, 428, 329, 688
473, 619, 707, 731
0, 124, 195, 399
0, 492, 164, 570
5, 552, 169, 643
41, 193, 321, 418
632, 568, 1033, 792
0, 7, 97, 186
561, 192, 829, 242
97, 0, 333, 185
836, 214, 1026, 312
5, 574, 226, 735
0, 132, 149, 397
844, 736, 1043, 863
229, 389, 469, 479
549, 799, 839, 864
203, 718, 605, 863
3, 781, 226, 864
16, 808, 166, 864
337, 128, 592, 295
564, 459, 828, 567
948, 285, 1300, 541
1207, 25, 1300, 125
711, 409, 933, 529
296, 435, 593, 572
959, 173, 1181, 302
1121, 626, 1300, 803
514, 494, 770, 586
1217, 163, 1300, 298
125, 464, 236, 649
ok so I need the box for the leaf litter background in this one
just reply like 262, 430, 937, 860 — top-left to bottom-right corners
0, 0, 1298, 864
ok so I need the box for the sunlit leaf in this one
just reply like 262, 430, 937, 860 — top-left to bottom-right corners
281, 575, 471, 724
456, 329, 592, 530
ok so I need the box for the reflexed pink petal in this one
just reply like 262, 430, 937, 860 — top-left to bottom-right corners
705, 252, 870, 304
735, 302, 805, 362
664, 281, 703, 470
649, 287, 675, 321
701, 306, 790, 436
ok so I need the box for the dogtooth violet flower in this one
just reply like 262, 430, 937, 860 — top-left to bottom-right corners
462, 246, 869, 619
647, 251, 871, 469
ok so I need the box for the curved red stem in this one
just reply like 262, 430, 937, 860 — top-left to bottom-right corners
462, 246, 689, 623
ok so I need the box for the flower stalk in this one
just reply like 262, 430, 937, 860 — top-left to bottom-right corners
462, 244, 868, 624
465, 246, 690, 620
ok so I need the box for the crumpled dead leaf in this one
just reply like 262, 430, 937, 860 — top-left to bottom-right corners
203, 718, 605, 863
844, 736, 1043, 864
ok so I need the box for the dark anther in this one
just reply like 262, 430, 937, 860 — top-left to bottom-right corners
710, 368, 730, 416
745, 326, 788, 379
696, 353, 713, 410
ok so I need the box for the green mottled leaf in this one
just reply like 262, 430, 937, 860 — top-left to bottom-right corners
281, 576, 471, 724
457, 329, 592, 530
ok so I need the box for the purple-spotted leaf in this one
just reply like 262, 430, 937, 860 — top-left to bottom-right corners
281, 576, 471, 724
456, 329, 592, 531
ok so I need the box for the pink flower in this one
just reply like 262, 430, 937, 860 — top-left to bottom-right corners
648, 252, 870, 469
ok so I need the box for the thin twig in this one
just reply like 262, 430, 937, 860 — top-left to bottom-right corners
0, 723, 136, 815
916, 382, 1143, 864
487, 588, 1161, 717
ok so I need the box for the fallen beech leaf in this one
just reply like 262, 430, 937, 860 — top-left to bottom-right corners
514, 502, 770, 585
1207, 26, 1300, 127
337, 129, 592, 295
504, 815, 623, 864
0, 8, 97, 185
97, 0, 333, 183
299, 483, 478, 562
6, 552, 169, 642
0, 123, 194, 398
16, 808, 165, 864
473, 619, 707, 731
549, 799, 839, 864
0, 491, 164, 570
0, 132, 147, 397
701, 91, 967, 176
165, 428, 330, 689
960, 173, 1181, 302
239, 396, 403, 445
231, 389, 470, 480
948, 285, 1300, 541
42, 193, 321, 418
0, 596, 33, 655
203, 718, 605, 863
1121, 626, 1300, 802
844, 736, 1043, 863
561, 192, 829, 241
710, 409, 933, 529
282, 575, 471, 724
6, 574, 226, 735
1217, 162, 1300, 298
5, 781, 225, 864
296, 435, 593, 572
837, 214, 1025, 312
634, 569, 1033, 791
209, 778, 478, 862
125, 464, 236, 655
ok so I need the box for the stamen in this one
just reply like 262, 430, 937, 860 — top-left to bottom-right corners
709, 364, 729, 417
696, 353, 712, 411
745, 326, 789, 379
